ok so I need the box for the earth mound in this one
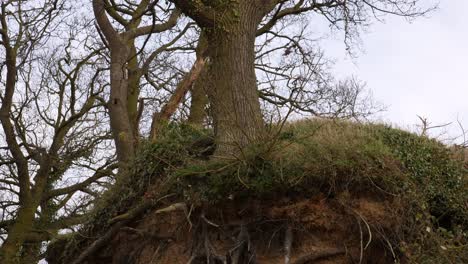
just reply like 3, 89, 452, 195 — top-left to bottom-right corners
46, 120, 467, 264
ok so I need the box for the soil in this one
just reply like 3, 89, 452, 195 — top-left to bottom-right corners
83, 191, 406, 264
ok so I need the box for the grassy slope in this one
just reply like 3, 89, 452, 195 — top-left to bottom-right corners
47, 120, 468, 263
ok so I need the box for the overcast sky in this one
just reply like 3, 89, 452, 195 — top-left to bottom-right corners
321, 0, 467, 140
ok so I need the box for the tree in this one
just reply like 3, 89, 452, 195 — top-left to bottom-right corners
170, 0, 275, 156
92, 0, 203, 167
255, 24, 383, 120
0, 1, 115, 263
169, 0, 432, 156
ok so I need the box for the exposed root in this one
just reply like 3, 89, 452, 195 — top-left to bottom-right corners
188, 216, 260, 264
154, 202, 187, 215
71, 220, 127, 264
108, 194, 176, 224
202, 213, 220, 228
71, 197, 178, 264
120, 227, 173, 241
291, 248, 345, 264
149, 240, 170, 263
375, 227, 397, 261
284, 224, 293, 264
340, 202, 374, 264
188, 219, 225, 264
229, 224, 255, 264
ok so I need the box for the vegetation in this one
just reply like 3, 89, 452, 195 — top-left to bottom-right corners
1, 0, 464, 263
47, 120, 467, 263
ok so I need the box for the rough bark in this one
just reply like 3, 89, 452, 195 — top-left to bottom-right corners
171, 0, 277, 156
187, 70, 209, 128
204, 2, 272, 156
205, 15, 264, 155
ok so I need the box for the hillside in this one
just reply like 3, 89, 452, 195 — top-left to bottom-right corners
46, 120, 467, 264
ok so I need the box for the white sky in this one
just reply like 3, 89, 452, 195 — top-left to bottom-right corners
322, 0, 468, 140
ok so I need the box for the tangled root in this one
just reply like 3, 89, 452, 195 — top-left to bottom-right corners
187, 215, 343, 264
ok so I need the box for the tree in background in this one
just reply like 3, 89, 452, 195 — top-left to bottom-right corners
92, 0, 182, 167
92, 0, 210, 167
0, 1, 115, 263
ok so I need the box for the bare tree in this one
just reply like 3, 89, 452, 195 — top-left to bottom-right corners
92, 0, 202, 167
0, 1, 115, 263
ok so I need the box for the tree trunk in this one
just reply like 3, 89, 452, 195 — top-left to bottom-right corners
187, 71, 208, 128
204, 3, 265, 156
109, 46, 136, 167
188, 32, 209, 129
93, 0, 138, 169
127, 40, 141, 142
0, 204, 36, 264
19, 242, 41, 264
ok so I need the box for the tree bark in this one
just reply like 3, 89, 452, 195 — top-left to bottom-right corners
204, 2, 267, 156
93, 0, 137, 167
109, 46, 136, 167
93, 0, 180, 166
127, 40, 141, 142
171, 0, 277, 156
188, 32, 209, 128
187, 70, 208, 128
0, 205, 36, 264
0, 32, 36, 264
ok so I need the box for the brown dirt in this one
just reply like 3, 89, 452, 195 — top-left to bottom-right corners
85, 191, 406, 264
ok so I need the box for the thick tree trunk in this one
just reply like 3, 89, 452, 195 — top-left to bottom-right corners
0, 204, 36, 264
19, 242, 41, 264
109, 47, 136, 167
205, 3, 265, 156
127, 41, 141, 141
171, 0, 277, 156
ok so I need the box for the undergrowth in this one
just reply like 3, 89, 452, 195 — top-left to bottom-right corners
48, 120, 467, 263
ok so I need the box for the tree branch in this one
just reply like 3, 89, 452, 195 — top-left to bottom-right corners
123, 8, 181, 39
44, 164, 117, 200
170, 0, 216, 27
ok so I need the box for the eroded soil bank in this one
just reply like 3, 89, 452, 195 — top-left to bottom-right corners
69, 192, 404, 264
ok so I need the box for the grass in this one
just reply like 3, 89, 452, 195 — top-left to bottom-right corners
47, 119, 468, 263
